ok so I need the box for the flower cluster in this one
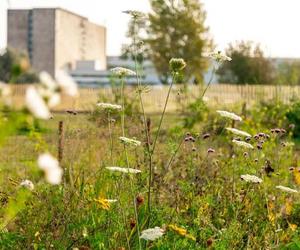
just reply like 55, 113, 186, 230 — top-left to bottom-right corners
38, 153, 63, 185
26, 71, 78, 120
110, 67, 136, 77
207, 51, 232, 63
240, 174, 262, 184
94, 197, 117, 210
226, 128, 251, 137
276, 185, 298, 193
169, 58, 187, 72
217, 110, 242, 121
232, 139, 254, 149
140, 227, 164, 241
106, 166, 141, 174
119, 136, 141, 147
20, 180, 34, 190
96, 102, 122, 112
123, 10, 146, 19
168, 224, 196, 241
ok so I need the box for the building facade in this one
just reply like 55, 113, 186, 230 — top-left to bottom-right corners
7, 8, 106, 76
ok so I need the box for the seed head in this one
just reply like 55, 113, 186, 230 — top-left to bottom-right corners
169, 58, 186, 72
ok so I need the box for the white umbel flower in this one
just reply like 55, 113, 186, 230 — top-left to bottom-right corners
119, 136, 141, 147
26, 86, 51, 120
276, 185, 298, 193
217, 110, 242, 121
38, 153, 63, 185
140, 227, 164, 241
106, 166, 142, 174
20, 180, 34, 190
123, 10, 145, 19
232, 139, 254, 149
241, 174, 262, 183
39, 71, 58, 92
207, 51, 232, 62
97, 103, 122, 111
110, 67, 136, 77
55, 70, 79, 97
226, 128, 251, 137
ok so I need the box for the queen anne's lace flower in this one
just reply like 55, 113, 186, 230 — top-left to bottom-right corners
226, 128, 251, 137
20, 180, 34, 190
276, 185, 298, 193
119, 136, 141, 147
38, 153, 63, 185
217, 110, 242, 121
208, 51, 232, 62
241, 174, 262, 183
110, 67, 136, 77
140, 227, 164, 241
55, 70, 79, 97
123, 10, 145, 19
232, 139, 254, 149
26, 86, 51, 120
97, 103, 122, 111
169, 58, 187, 72
106, 166, 141, 174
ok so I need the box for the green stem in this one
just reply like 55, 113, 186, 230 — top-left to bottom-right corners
107, 112, 114, 164
132, 19, 153, 225
201, 65, 216, 99
120, 76, 142, 250
152, 73, 176, 153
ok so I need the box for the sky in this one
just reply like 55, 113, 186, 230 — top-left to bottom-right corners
0, 0, 300, 58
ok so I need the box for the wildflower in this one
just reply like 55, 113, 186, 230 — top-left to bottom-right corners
207, 51, 232, 63
207, 148, 215, 154
276, 185, 298, 193
140, 227, 164, 241
25, 86, 51, 120
55, 70, 79, 97
216, 110, 242, 121
20, 180, 34, 190
232, 139, 254, 149
106, 166, 142, 174
123, 10, 145, 19
119, 136, 141, 147
110, 67, 136, 77
169, 58, 186, 72
240, 174, 262, 184
226, 128, 251, 137
202, 133, 210, 139
168, 224, 196, 241
38, 153, 63, 185
96, 102, 122, 112
39, 71, 58, 92
94, 197, 117, 210
0, 82, 11, 105
136, 194, 144, 206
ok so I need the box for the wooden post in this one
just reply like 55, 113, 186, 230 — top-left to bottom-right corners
58, 121, 64, 163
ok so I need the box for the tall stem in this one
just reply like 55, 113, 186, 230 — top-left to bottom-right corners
131, 19, 153, 224
152, 73, 176, 153
107, 112, 114, 164
201, 65, 216, 99
120, 76, 142, 250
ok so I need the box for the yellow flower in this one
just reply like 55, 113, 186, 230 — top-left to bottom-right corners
288, 222, 297, 232
94, 197, 111, 210
168, 224, 196, 241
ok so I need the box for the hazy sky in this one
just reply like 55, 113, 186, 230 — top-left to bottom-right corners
1, 0, 300, 57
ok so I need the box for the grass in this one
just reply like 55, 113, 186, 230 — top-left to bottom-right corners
1, 97, 300, 249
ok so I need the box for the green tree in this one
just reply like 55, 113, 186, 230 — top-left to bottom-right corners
123, 0, 213, 84
276, 60, 300, 85
0, 48, 38, 83
217, 41, 274, 84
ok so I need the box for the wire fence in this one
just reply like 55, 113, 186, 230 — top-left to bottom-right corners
8, 84, 300, 113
